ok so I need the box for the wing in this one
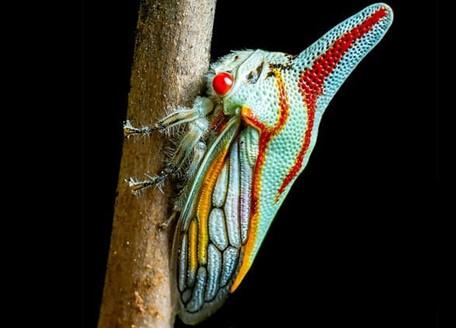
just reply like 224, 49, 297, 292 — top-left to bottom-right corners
172, 117, 259, 325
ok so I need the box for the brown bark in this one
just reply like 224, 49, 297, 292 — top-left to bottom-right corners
98, 1, 216, 327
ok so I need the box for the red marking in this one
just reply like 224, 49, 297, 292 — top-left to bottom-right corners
241, 112, 275, 227
210, 111, 230, 134
231, 69, 289, 291
245, 70, 290, 213
277, 7, 387, 196
212, 72, 233, 96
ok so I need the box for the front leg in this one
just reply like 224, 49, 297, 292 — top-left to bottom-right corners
124, 97, 214, 137
157, 97, 213, 132
167, 117, 209, 173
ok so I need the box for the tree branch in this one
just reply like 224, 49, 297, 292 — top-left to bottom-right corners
98, 1, 216, 327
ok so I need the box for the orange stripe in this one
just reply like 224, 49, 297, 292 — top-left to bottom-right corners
188, 219, 198, 272
196, 144, 230, 264
231, 69, 289, 292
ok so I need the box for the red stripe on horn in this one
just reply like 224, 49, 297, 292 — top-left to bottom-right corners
277, 7, 388, 197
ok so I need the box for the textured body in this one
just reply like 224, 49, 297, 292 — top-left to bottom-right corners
157, 3, 394, 324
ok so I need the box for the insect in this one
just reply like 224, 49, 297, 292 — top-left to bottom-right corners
125, 3, 393, 325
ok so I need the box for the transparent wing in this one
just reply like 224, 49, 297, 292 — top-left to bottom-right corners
172, 121, 259, 325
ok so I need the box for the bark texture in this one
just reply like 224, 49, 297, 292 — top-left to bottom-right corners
98, 1, 216, 327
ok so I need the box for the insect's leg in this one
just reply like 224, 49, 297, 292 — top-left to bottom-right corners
167, 117, 208, 173
123, 120, 156, 138
186, 141, 206, 178
156, 97, 214, 131
127, 170, 170, 194
127, 116, 209, 193
158, 210, 178, 231
127, 116, 210, 193
123, 97, 213, 137
126, 97, 213, 194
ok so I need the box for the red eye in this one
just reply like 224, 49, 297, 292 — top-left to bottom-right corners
212, 72, 233, 96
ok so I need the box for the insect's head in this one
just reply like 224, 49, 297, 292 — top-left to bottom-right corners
208, 50, 274, 115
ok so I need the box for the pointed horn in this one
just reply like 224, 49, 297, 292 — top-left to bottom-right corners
293, 3, 393, 112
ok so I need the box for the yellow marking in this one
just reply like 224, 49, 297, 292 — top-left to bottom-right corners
188, 219, 198, 272
196, 145, 230, 264
230, 261, 251, 292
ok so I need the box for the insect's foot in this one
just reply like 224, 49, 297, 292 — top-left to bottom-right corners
123, 120, 157, 138
126, 166, 177, 195
126, 176, 157, 194
158, 212, 177, 231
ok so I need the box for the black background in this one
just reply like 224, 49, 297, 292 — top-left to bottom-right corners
83, 0, 441, 327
